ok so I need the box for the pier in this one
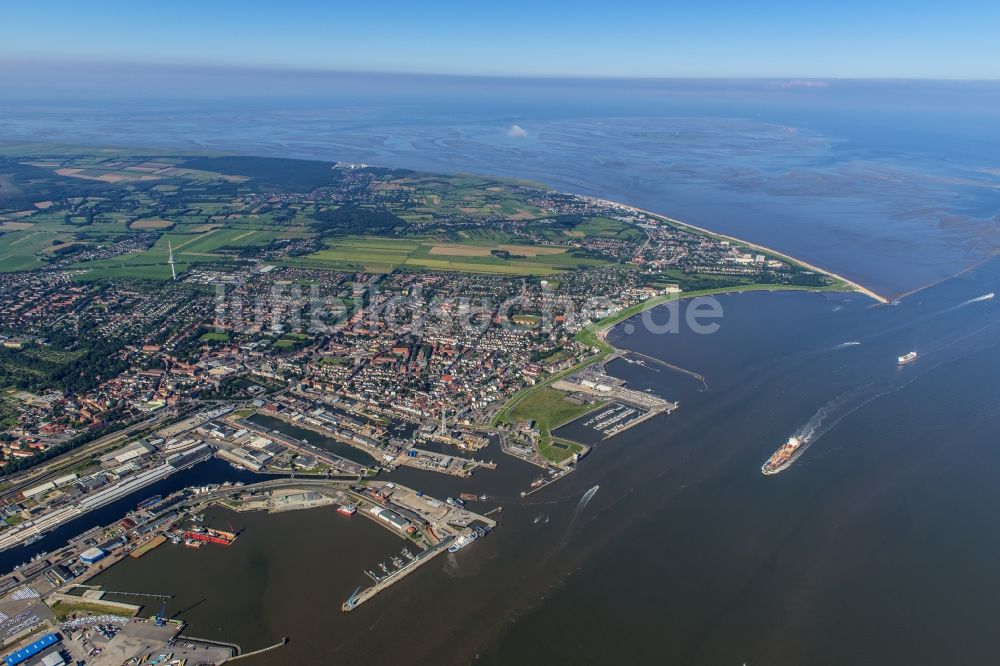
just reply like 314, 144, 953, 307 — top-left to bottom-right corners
342, 540, 452, 612
225, 637, 288, 662
622, 350, 708, 390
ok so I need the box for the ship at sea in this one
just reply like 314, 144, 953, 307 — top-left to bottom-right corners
761, 436, 805, 475
898, 351, 918, 365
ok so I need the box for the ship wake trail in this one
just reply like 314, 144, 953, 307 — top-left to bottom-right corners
933, 292, 996, 317
792, 313, 1000, 468
832, 341, 862, 350
868, 292, 995, 342
556, 485, 600, 550
574, 485, 599, 515
795, 383, 876, 448
958, 292, 995, 307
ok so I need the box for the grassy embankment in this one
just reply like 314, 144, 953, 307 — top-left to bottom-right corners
505, 387, 598, 463
49, 599, 139, 621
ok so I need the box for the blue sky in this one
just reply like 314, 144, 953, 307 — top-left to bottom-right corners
2, 0, 998, 78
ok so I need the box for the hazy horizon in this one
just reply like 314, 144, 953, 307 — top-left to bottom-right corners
3, 0, 1000, 78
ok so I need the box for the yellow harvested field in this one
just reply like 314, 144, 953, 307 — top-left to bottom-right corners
43, 241, 83, 254
33, 201, 53, 210
55, 168, 159, 183
130, 218, 174, 230
496, 244, 565, 256
0, 222, 34, 231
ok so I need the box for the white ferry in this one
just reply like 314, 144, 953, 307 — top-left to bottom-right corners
448, 532, 478, 553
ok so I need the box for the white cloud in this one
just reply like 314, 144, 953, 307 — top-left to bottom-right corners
505, 124, 528, 138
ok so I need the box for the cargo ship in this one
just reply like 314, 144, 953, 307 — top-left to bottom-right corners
459, 493, 486, 502
898, 351, 918, 365
448, 532, 478, 553
337, 504, 357, 516
761, 436, 805, 475
183, 527, 237, 546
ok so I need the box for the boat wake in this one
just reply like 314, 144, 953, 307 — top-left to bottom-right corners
563, 486, 600, 542
833, 341, 861, 350
575, 485, 599, 514
778, 310, 1000, 473
936, 292, 995, 316
959, 292, 995, 307
796, 383, 875, 445
558, 485, 600, 549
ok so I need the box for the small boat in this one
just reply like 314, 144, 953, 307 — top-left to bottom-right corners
337, 504, 357, 516
898, 351, 918, 365
446, 497, 465, 508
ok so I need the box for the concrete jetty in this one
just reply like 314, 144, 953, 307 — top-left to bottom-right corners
623, 350, 708, 389
225, 637, 288, 662
342, 540, 452, 611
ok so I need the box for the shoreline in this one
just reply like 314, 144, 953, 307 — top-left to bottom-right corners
588, 196, 890, 304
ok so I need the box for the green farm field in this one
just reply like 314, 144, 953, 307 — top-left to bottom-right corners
286, 235, 611, 275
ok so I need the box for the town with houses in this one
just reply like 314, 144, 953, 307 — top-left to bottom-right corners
0, 150, 833, 664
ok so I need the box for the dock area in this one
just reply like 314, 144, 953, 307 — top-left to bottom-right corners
552, 369, 677, 438
390, 446, 497, 477
178, 478, 499, 612
232, 416, 370, 475
0, 471, 499, 654
342, 481, 498, 611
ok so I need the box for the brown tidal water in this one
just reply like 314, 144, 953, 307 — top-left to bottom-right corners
94, 258, 1000, 665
